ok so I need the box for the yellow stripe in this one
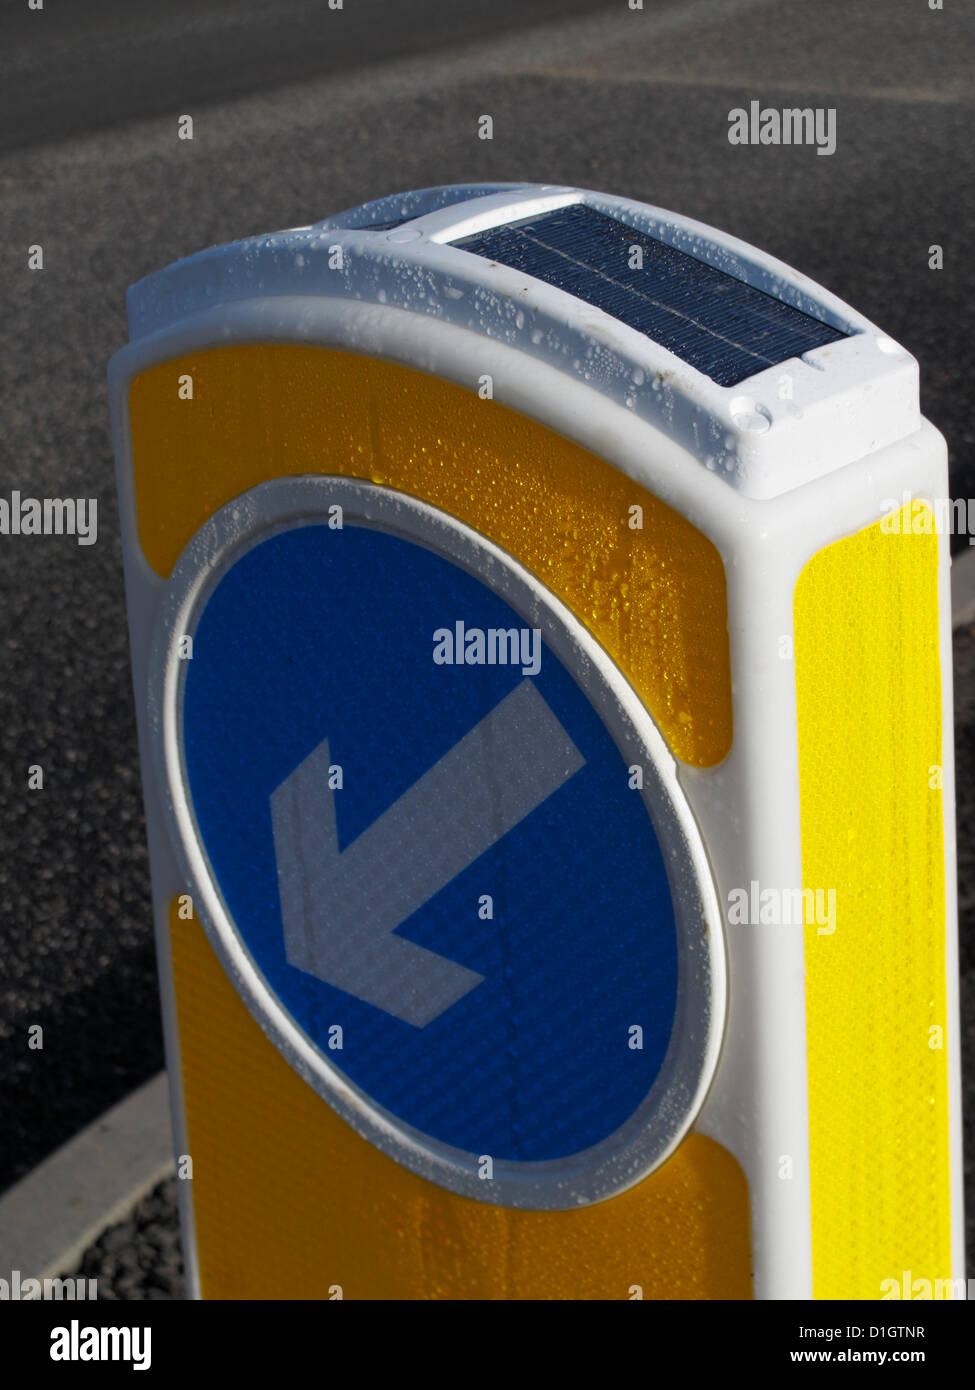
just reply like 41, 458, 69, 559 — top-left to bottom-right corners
129, 345, 732, 768
171, 904, 751, 1300
795, 504, 951, 1298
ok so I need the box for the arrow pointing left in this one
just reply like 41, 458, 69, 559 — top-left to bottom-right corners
269, 679, 585, 1027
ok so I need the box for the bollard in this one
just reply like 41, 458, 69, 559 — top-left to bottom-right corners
109, 183, 962, 1300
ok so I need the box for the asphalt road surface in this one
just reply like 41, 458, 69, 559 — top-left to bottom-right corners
1, 0, 973, 1278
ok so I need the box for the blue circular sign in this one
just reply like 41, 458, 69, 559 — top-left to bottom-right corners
160, 479, 722, 1205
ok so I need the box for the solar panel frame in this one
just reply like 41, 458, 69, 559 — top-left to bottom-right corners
452, 204, 848, 387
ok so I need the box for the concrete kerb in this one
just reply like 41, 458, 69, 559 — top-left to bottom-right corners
0, 1072, 174, 1289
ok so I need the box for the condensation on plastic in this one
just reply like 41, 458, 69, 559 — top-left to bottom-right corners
129, 344, 733, 768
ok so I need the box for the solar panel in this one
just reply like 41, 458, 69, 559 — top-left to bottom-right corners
452, 204, 847, 387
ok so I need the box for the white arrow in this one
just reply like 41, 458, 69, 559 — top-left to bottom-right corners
270, 678, 585, 1027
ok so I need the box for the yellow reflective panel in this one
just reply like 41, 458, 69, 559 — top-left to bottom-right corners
795, 504, 951, 1299
129, 346, 732, 767
170, 905, 751, 1300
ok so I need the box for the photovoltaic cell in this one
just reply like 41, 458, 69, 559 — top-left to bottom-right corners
452, 204, 847, 387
